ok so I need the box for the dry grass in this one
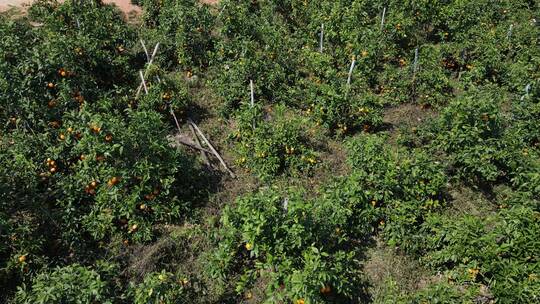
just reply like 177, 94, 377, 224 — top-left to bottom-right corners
364, 239, 442, 302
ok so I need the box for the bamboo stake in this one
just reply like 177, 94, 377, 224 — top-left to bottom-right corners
139, 70, 148, 95
250, 80, 255, 108
412, 48, 419, 101
319, 24, 324, 53
413, 48, 419, 74
347, 57, 357, 86
188, 119, 236, 178
140, 39, 150, 62
520, 83, 532, 100
218, 4, 228, 17
250, 80, 256, 129
507, 24, 514, 39
380, 7, 386, 30
282, 197, 289, 211
136, 43, 160, 98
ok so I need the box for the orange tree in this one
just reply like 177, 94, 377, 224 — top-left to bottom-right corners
0, 1, 204, 299
209, 188, 373, 303
135, 0, 216, 71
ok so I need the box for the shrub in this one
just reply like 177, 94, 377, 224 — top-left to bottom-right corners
0, 1, 204, 295
128, 270, 198, 304
137, 0, 215, 70
210, 188, 370, 303
231, 104, 317, 180
422, 88, 507, 182
346, 134, 447, 253
423, 206, 540, 303
14, 264, 111, 304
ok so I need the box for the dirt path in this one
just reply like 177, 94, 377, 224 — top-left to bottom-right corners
0, 0, 141, 13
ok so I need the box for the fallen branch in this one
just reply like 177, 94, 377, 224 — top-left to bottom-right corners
169, 108, 212, 154
176, 138, 212, 154
188, 122, 211, 166
188, 118, 236, 178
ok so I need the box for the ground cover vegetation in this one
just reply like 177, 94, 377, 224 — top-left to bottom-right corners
1, 0, 539, 303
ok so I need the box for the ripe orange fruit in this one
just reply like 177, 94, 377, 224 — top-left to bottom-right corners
296, 299, 305, 304
320, 285, 331, 294
398, 58, 406, 67
90, 181, 98, 188
129, 224, 138, 233
50, 167, 57, 173
105, 134, 113, 142
18, 255, 27, 263
74, 93, 84, 103
107, 176, 120, 187
139, 204, 147, 210
162, 92, 172, 100
67, 127, 73, 133
47, 82, 55, 88
90, 125, 101, 133
59, 133, 66, 140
